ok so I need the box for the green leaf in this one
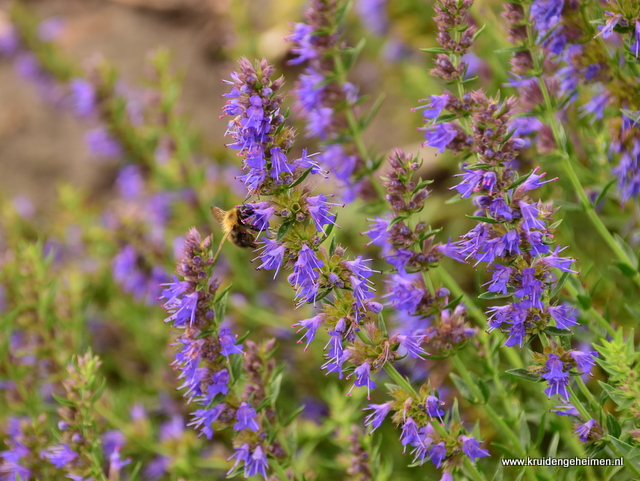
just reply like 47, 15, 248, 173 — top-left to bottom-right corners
387, 216, 407, 229
129, 462, 143, 481
283, 404, 306, 427
478, 291, 512, 300
519, 412, 531, 449
420, 47, 448, 54
477, 377, 490, 404
547, 431, 560, 458
230, 353, 243, 383
535, 412, 547, 449
359, 93, 386, 130
491, 443, 518, 458
614, 233, 639, 267
323, 219, 336, 240
466, 215, 499, 224
543, 326, 573, 336
445, 193, 463, 204
276, 219, 295, 242
90, 377, 107, 403
329, 235, 337, 257
613, 261, 638, 278
607, 436, 640, 461
214, 284, 232, 322
289, 167, 313, 188
443, 294, 463, 310
255, 396, 273, 412
52, 393, 75, 408
550, 271, 571, 298
507, 170, 533, 190
377, 310, 388, 338
450, 372, 478, 404
606, 413, 622, 438
473, 24, 487, 40
343, 38, 366, 71
506, 368, 541, 382
494, 45, 530, 54
594, 178, 617, 207
577, 293, 592, 310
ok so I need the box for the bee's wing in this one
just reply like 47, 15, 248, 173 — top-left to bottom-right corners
210, 206, 227, 225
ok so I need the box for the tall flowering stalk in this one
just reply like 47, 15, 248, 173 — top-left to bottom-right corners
222, 57, 491, 479
160, 227, 289, 478
412, 1, 640, 475
41, 352, 113, 481
287, 0, 381, 202
501, 0, 640, 289
418, 0, 598, 400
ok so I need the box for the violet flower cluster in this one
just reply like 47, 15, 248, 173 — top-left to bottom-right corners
363, 148, 476, 358
504, 1, 640, 204
41, 352, 129, 480
364, 391, 489, 477
286, 0, 373, 202
419, 0, 600, 405
108, 165, 171, 304
223, 58, 390, 398
0, 16, 66, 105
160, 228, 272, 477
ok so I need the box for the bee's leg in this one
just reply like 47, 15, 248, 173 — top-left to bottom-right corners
212, 231, 231, 264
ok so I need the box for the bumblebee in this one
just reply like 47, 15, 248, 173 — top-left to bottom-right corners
210, 205, 258, 249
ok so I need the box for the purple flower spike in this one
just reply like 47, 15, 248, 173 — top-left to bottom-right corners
430, 442, 447, 468
70, 78, 96, 117
85, 127, 123, 160
269, 146, 294, 178
546, 304, 578, 330
246, 202, 275, 230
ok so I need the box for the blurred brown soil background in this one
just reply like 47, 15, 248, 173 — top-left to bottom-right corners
0, 0, 421, 211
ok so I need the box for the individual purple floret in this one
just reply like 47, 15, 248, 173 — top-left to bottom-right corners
459, 435, 490, 462
363, 402, 392, 432
219, 329, 244, 358
542, 354, 570, 400
40, 443, 78, 468
574, 419, 597, 443
347, 361, 377, 400
234, 402, 260, 432
569, 350, 598, 376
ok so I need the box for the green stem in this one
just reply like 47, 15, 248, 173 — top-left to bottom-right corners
574, 377, 599, 413
451, 357, 526, 456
